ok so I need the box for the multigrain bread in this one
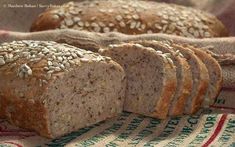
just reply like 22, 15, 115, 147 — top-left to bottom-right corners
30, 0, 228, 38
171, 44, 209, 114
0, 40, 126, 138
99, 43, 177, 119
132, 40, 193, 116
187, 46, 223, 107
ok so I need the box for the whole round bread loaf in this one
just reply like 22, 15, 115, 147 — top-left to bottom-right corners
30, 0, 228, 38
0, 40, 126, 138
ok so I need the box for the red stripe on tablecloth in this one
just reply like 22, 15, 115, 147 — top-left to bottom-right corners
210, 105, 235, 111
2, 141, 23, 147
202, 114, 228, 147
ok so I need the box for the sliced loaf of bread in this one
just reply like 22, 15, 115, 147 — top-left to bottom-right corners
0, 40, 126, 138
131, 40, 193, 116
188, 46, 223, 107
99, 43, 177, 119
171, 44, 209, 114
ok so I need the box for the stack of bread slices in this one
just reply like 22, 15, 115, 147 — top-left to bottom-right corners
100, 41, 222, 119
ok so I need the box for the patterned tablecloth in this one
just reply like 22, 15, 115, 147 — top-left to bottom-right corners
0, 104, 234, 146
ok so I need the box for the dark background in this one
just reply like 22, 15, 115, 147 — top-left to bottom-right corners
0, 0, 234, 36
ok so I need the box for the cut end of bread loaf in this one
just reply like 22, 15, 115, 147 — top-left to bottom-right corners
0, 40, 126, 138
43, 61, 125, 138
99, 43, 177, 119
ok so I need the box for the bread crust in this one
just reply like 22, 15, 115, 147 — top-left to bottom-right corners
31, 11, 64, 32
0, 95, 52, 137
30, 0, 228, 38
154, 42, 193, 116
188, 46, 223, 107
169, 60, 192, 116
172, 44, 209, 114
0, 62, 52, 137
151, 61, 177, 119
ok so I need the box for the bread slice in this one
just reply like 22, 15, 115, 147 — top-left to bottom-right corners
0, 40, 126, 138
187, 46, 222, 107
172, 44, 209, 114
131, 40, 193, 116
99, 43, 177, 119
